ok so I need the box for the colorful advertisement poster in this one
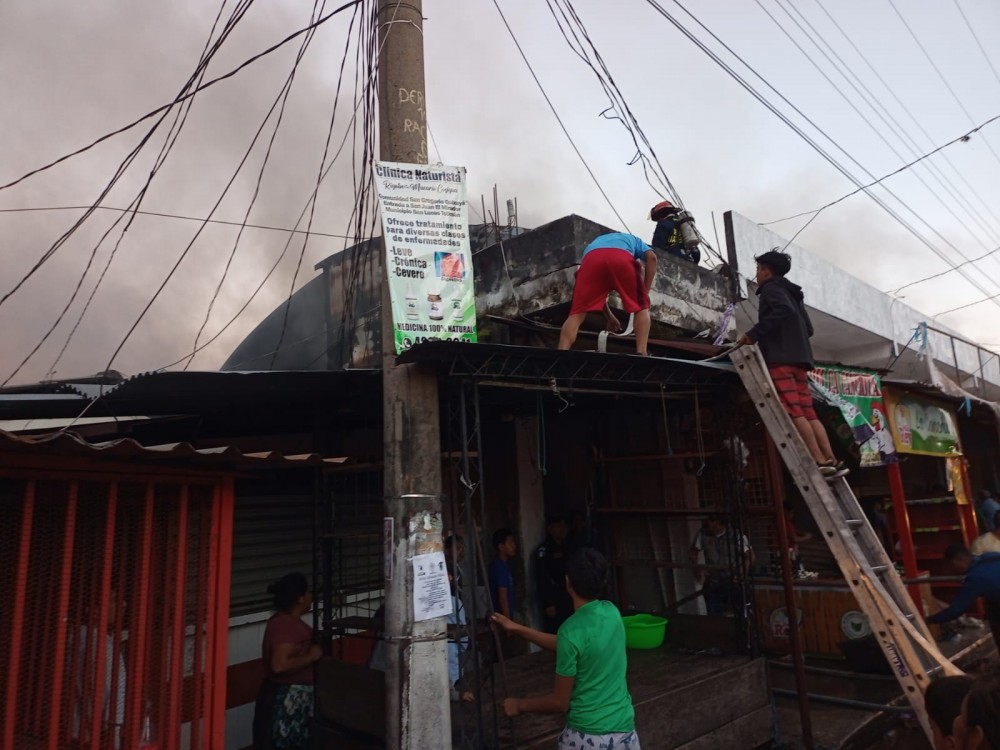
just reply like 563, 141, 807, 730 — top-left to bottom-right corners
883, 389, 962, 457
808, 366, 896, 467
374, 161, 477, 354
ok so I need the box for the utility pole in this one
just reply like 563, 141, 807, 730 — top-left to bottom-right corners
377, 1, 453, 749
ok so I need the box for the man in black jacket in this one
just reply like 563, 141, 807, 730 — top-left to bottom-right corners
535, 515, 573, 633
737, 250, 846, 479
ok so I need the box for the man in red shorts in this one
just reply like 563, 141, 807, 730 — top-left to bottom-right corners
737, 250, 846, 479
558, 232, 657, 355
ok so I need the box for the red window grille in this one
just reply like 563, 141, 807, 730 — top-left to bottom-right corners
1, 469, 234, 750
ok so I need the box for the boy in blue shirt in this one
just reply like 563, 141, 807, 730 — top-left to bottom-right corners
489, 528, 518, 620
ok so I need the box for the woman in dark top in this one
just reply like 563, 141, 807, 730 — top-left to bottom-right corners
252, 573, 321, 750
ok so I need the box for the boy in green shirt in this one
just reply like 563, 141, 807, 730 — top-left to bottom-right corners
492, 548, 639, 749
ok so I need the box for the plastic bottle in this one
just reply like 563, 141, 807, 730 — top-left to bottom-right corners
405, 286, 419, 320
427, 291, 444, 321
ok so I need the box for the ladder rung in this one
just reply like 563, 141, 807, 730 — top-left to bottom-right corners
846, 519, 864, 526
871, 565, 890, 573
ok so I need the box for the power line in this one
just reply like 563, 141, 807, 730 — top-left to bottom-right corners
0, 205, 365, 240
2, 0, 257, 386
810, 0, 1000, 241
43, 0, 246, 383
753, 0, 1000, 296
891, 245, 1000, 296
100, 0, 357, 378
951, 0, 1000, 91
543, 0, 725, 263
188, 0, 353, 369
0, 0, 259, 312
269, 0, 366, 369
758, 114, 1000, 226
762, 0, 1000, 270
640, 0, 1000, 315
0, 0, 364, 195
936, 291, 1000, 318
886, 0, 1000, 173
488, 0, 630, 232
167, 0, 388, 373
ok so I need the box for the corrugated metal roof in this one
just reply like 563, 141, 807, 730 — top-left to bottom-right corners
0, 428, 348, 469
0, 369, 380, 420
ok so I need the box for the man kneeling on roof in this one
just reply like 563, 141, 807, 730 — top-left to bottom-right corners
558, 232, 657, 356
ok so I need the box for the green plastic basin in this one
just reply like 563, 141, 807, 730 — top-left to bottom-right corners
621, 614, 668, 650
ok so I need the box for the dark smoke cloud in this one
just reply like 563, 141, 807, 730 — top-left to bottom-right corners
2, 0, 998, 386
0, 0, 370, 383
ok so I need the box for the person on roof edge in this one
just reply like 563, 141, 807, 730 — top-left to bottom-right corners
649, 201, 700, 264
558, 232, 657, 356
736, 249, 848, 480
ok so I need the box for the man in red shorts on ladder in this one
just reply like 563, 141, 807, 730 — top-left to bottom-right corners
558, 232, 657, 355
737, 249, 847, 480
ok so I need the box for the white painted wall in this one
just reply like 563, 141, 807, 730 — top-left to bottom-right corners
225, 612, 271, 750
726, 211, 1000, 392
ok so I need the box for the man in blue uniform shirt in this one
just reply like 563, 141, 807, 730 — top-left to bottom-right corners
926, 545, 1000, 650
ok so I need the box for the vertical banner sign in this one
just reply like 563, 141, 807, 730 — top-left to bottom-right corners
374, 161, 478, 354
808, 366, 897, 467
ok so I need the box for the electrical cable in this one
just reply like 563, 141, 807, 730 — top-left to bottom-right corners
950, 0, 1000, 91
778, 0, 1000, 251
935, 292, 1000, 318
267, 0, 355, 369
331, 0, 381, 368
811, 0, 1000, 237
640, 0, 1000, 314
3, 0, 253, 385
0, 204, 364, 240
889, 245, 1000, 296
0, 0, 363, 195
189, 0, 351, 370
43, 0, 252, 383
488, 0, 630, 232
0, 0, 259, 310
886, 0, 1000, 173
97, 0, 346, 379
760, 0, 1000, 272
164, 0, 386, 374
753, 0, 1000, 293
758, 113, 1000, 231
545, 0, 682, 205
543, 0, 725, 263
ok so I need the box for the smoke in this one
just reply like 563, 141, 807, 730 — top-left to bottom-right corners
2, 0, 998, 386
0, 0, 371, 383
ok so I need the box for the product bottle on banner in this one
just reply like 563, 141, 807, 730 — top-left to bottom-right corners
374, 161, 478, 353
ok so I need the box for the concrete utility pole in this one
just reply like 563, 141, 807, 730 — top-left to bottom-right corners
377, 1, 453, 748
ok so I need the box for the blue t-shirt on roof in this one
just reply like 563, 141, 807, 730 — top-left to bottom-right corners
582, 232, 650, 262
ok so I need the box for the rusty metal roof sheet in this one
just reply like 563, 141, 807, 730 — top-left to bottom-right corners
0, 428, 348, 469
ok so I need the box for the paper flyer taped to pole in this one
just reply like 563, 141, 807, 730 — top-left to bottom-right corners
412, 551, 452, 621
374, 161, 478, 354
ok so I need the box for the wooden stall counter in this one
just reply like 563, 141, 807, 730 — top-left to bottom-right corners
755, 576, 942, 660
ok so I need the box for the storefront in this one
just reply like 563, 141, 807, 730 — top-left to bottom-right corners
878, 384, 977, 607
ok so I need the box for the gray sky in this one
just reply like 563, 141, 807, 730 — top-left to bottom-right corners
1, 0, 999, 383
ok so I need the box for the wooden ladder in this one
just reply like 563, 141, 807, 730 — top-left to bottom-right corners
730, 345, 962, 739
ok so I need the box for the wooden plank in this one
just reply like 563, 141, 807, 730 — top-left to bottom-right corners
511, 653, 768, 750
672, 705, 773, 750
